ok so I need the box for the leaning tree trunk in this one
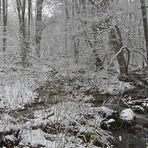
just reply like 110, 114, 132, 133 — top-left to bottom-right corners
140, 0, 148, 61
109, 26, 128, 78
2, 0, 8, 52
35, 0, 44, 58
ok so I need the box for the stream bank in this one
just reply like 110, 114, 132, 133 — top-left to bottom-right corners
0, 68, 148, 147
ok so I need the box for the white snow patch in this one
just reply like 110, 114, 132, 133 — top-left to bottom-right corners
106, 119, 115, 124
119, 136, 122, 141
142, 99, 148, 108
0, 114, 20, 133
97, 72, 134, 95
120, 108, 135, 121
83, 95, 94, 102
20, 129, 56, 147
33, 108, 54, 119
98, 106, 114, 116
4, 135, 16, 141
133, 105, 145, 112
0, 72, 38, 109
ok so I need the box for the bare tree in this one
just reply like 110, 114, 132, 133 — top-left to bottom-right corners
35, 0, 44, 58
28, 0, 32, 46
92, 25, 103, 70
82, 0, 103, 70
63, 0, 69, 57
2, 0, 8, 52
16, 0, 28, 67
140, 0, 148, 61
109, 26, 129, 78
71, 0, 79, 64
0, 0, 2, 22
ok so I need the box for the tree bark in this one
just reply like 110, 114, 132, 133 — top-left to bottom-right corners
2, 0, 8, 52
109, 26, 128, 77
16, 0, 28, 67
35, 0, 44, 58
63, 0, 69, 56
28, 0, 32, 45
72, 0, 79, 64
140, 0, 148, 61
0, 0, 1, 22
92, 25, 103, 70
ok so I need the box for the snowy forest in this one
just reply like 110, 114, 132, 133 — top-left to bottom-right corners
0, 0, 148, 147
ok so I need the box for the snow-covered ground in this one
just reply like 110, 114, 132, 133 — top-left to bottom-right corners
0, 61, 139, 147
0, 59, 53, 110
0, 98, 114, 147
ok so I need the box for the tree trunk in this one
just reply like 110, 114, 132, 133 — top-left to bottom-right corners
109, 26, 128, 77
140, 0, 148, 61
81, 0, 102, 70
0, 0, 2, 22
16, 0, 28, 67
35, 0, 44, 58
2, 0, 8, 52
92, 25, 103, 71
28, 0, 32, 46
72, 0, 79, 64
63, 0, 69, 57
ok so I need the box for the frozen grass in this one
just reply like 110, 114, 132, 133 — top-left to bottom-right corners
20, 129, 56, 147
96, 70, 134, 95
0, 99, 113, 147
0, 62, 53, 110
0, 55, 135, 147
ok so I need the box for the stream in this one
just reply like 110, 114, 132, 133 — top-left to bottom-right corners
92, 89, 148, 148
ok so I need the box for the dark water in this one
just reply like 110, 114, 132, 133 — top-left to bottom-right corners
108, 106, 148, 148
92, 93, 148, 148
111, 105, 148, 148
108, 112, 148, 148
112, 129, 148, 148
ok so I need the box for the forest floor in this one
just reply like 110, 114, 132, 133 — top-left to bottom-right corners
0, 58, 148, 148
